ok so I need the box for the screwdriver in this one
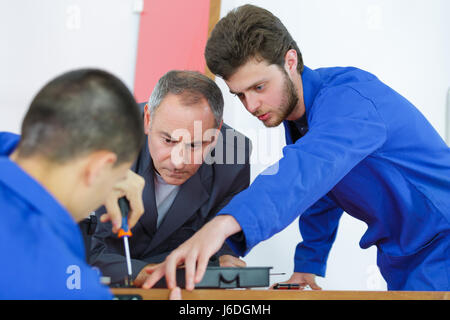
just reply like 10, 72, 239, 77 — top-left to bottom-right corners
118, 197, 133, 287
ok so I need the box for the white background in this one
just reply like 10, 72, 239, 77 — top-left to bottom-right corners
0, 0, 141, 133
1, 0, 449, 290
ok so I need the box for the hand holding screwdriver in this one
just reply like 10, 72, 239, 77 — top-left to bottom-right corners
118, 197, 133, 287
100, 170, 145, 233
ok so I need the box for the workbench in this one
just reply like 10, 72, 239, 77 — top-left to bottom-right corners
111, 288, 449, 300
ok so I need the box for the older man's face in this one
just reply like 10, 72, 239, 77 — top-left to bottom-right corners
144, 93, 218, 185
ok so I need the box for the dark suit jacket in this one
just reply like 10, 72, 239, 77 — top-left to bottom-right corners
88, 119, 251, 284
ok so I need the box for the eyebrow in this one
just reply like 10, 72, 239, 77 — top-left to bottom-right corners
229, 79, 267, 95
160, 131, 213, 145
161, 131, 179, 141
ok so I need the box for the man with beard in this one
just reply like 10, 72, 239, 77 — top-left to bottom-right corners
143, 5, 450, 292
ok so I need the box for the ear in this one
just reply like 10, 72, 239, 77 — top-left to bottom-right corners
207, 120, 223, 151
84, 151, 118, 186
283, 49, 298, 76
144, 104, 151, 135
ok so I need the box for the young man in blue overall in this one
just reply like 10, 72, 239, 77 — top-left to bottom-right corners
144, 4, 450, 291
0, 69, 150, 299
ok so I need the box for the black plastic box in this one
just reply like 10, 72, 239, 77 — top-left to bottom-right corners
153, 266, 272, 289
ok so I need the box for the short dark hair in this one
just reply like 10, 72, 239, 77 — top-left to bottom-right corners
205, 4, 304, 80
17, 69, 144, 165
149, 70, 224, 127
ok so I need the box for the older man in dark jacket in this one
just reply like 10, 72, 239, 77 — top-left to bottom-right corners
87, 71, 251, 286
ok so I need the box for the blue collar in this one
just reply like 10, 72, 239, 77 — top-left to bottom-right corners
282, 66, 322, 144
301, 65, 323, 118
0, 132, 21, 156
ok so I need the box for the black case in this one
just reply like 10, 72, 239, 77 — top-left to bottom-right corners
153, 267, 272, 289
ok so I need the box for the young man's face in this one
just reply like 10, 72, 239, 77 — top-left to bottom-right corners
225, 58, 300, 127
144, 93, 218, 185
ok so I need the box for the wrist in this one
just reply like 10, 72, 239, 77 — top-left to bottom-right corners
213, 214, 242, 239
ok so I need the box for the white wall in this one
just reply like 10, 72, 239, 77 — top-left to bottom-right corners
218, 0, 450, 290
0, 0, 141, 133
1, 0, 448, 290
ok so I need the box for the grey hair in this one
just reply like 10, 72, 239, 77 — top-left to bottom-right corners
148, 70, 224, 127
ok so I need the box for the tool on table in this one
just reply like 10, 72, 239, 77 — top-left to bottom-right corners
273, 283, 303, 290
270, 272, 286, 276
118, 197, 133, 287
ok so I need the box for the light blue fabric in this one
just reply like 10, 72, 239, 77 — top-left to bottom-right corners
219, 66, 450, 290
0, 132, 112, 299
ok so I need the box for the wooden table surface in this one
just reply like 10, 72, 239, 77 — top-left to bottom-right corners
111, 288, 450, 300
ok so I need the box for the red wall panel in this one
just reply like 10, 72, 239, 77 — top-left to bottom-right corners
134, 0, 211, 103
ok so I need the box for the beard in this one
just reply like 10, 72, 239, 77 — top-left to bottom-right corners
263, 70, 299, 128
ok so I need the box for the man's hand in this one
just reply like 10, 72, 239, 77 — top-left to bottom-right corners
133, 264, 182, 300
133, 263, 159, 287
142, 215, 242, 291
272, 272, 322, 290
135, 255, 246, 288
100, 170, 145, 233
219, 255, 247, 267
